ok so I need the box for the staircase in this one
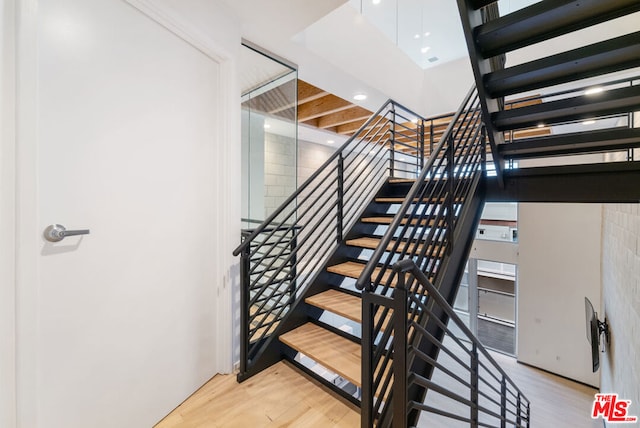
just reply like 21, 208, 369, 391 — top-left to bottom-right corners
232, 3, 640, 426
457, 0, 640, 197
234, 86, 533, 426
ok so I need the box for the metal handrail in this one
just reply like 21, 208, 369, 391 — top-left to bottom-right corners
233, 98, 426, 256
234, 98, 430, 380
356, 84, 479, 291
396, 259, 528, 399
385, 259, 531, 427
360, 84, 490, 427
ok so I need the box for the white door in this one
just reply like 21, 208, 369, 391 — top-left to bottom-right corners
16, 0, 225, 426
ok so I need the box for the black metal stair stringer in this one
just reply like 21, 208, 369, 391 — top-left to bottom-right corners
457, 0, 505, 186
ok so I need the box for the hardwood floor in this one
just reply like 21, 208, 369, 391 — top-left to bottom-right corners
154, 361, 360, 428
156, 354, 599, 427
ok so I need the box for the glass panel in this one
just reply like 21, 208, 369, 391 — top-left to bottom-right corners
240, 44, 297, 227
478, 290, 515, 323
453, 263, 470, 332
476, 261, 516, 356
453, 267, 469, 312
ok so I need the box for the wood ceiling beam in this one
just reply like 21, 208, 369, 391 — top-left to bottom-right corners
337, 118, 378, 135
298, 80, 329, 104
298, 94, 353, 122
268, 80, 329, 115
317, 106, 373, 129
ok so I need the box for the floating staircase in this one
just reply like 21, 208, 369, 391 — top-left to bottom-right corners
277, 176, 447, 392
233, 90, 526, 427
457, 0, 640, 200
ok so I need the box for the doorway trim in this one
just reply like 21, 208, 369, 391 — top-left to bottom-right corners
1, 0, 17, 426
121, 0, 238, 375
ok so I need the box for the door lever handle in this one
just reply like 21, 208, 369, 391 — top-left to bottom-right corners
44, 224, 90, 242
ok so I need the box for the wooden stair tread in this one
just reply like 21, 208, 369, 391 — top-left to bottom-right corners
306, 289, 393, 331
361, 216, 442, 226
346, 236, 445, 256
280, 323, 362, 387
326, 261, 397, 287
306, 290, 362, 324
388, 178, 418, 184
375, 196, 460, 204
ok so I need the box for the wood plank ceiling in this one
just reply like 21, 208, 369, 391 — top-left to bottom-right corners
297, 80, 374, 136
247, 79, 551, 146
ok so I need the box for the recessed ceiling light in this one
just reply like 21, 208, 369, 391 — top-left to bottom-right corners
424, 32, 431, 37
372, 0, 381, 4
414, 34, 420, 39
582, 120, 596, 125
421, 46, 431, 53
263, 123, 271, 129
327, 140, 335, 145
353, 93, 367, 101
585, 87, 604, 95
537, 123, 545, 128
411, 118, 418, 124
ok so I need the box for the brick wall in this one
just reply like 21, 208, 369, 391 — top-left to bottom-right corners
601, 203, 640, 415
264, 133, 297, 217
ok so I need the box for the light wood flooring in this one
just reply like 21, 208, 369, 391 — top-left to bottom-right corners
154, 361, 359, 428
156, 355, 599, 428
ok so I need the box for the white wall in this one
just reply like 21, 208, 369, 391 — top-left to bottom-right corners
518, 203, 602, 387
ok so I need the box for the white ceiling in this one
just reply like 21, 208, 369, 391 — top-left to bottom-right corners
345, 0, 542, 70
227, 0, 640, 143
346, 0, 468, 69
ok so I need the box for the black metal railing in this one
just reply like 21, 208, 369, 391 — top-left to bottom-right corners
358, 85, 490, 426
233, 100, 429, 378
502, 74, 640, 149
365, 259, 530, 427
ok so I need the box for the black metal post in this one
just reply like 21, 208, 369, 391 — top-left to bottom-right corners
430, 120, 434, 155
471, 342, 479, 427
337, 154, 344, 244
390, 106, 396, 177
500, 376, 507, 428
239, 243, 251, 376
526, 402, 531, 428
419, 120, 425, 173
447, 135, 455, 254
516, 393, 522, 426
288, 231, 297, 305
393, 272, 408, 428
361, 292, 374, 428
481, 126, 487, 174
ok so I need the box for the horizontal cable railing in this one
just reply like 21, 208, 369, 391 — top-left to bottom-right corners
233, 100, 428, 378
374, 259, 531, 428
359, 85, 490, 426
